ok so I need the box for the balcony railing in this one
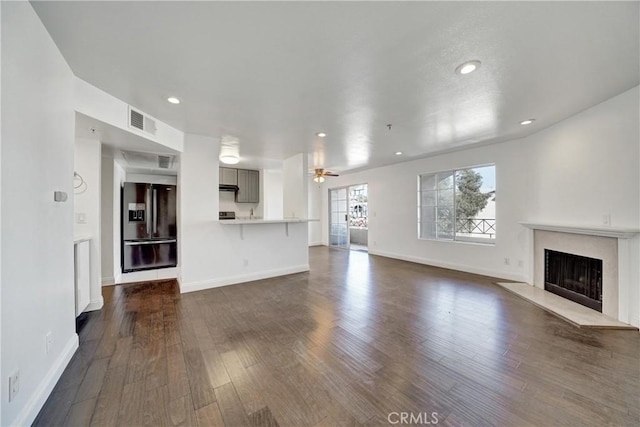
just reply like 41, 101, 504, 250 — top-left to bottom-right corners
456, 218, 495, 238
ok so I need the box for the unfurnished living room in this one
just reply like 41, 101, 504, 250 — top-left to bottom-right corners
2, 1, 639, 426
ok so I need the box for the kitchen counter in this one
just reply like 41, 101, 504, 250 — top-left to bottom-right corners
219, 218, 318, 225
218, 218, 318, 240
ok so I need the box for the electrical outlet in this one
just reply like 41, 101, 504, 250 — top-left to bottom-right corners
504, 257, 511, 266
9, 370, 20, 402
46, 332, 53, 354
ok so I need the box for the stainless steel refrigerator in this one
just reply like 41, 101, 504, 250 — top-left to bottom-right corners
122, 182, 177, 272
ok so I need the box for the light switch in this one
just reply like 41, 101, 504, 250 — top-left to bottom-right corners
76, 213, 86, 224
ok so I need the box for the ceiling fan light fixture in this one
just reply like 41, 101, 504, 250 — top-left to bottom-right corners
313, 175, 325, 183
455, 60, 481, 75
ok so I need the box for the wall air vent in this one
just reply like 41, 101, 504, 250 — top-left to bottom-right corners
128, 106, 157, 136
158, 155, 174, 169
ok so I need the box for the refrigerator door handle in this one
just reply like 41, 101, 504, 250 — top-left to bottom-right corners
145, 186, 151, 235
124, 239, 177, 246
153, 188, 158, 234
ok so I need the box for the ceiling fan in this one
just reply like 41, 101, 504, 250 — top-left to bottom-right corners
312, 168, 339, 183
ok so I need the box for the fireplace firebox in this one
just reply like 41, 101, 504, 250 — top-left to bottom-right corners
544, 249, 603, 312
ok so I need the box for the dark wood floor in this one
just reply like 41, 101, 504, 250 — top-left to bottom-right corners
34, 247, 639, 426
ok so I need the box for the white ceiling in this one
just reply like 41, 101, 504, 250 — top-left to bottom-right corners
34, 1, 639, 174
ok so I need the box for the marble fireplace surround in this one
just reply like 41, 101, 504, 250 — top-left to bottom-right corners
522, 222, 639, 324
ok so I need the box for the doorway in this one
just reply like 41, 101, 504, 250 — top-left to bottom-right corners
329, 184, 368, 251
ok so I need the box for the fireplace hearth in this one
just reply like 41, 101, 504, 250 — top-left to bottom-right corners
545, 249, 603, 312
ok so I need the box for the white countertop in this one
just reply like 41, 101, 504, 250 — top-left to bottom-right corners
74, 235, 92, 244
219, 218, 319, 225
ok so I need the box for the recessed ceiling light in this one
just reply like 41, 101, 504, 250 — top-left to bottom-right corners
520, 119, 536, 126
395, 151, 403, 156
316, 132, 327, 138
455, 60, 481, 75
167, 97, 181, 104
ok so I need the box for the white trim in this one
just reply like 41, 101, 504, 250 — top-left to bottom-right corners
520, 222, 639, 239
101, 276, 115, 285
308, 241, 323, 247
13, 334, 79, 427
180, 264, 310, 294
368, 249, 527, 283
85, 296, 104, 312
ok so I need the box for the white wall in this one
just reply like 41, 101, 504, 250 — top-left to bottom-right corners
100, 152, 114, 284
74, 77, 184, 153
0, 1, 3, 423
112, 161, 125, 283
1, 3, 78, 425
321, 86, 639, 325
308, 177, 323, 245
283, 153, 308, 218
262, 168, 284, 219
179, 134, 309, 292
73, 138, 103, 310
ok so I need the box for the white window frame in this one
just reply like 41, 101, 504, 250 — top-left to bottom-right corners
418, 164, 496, 244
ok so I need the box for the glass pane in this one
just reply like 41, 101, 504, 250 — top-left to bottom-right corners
421, 190, 436, 206
420, 206, 436, 222
337, 200, 347, 213
438, 189, 454, 206
420, 174, 436, 191
419, 221, 436, 239
437, 171, 454, 190
437, 207, 454, 239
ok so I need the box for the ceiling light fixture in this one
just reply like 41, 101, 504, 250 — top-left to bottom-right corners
167, 97, 181, 104
219, 135, 240, 165
520, 119, 536, 126
455, 60, 481, 75
313, 176, 325, 183
395, 151, 403, 156
316, 132, 327, 138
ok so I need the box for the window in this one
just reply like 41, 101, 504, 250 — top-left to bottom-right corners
418, 165, 495, 243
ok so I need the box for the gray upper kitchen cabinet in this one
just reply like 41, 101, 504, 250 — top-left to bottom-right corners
236, 169, 259, 203
219, 167, 238, 186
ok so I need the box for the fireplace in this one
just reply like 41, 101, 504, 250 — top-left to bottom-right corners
545, 249, 603, 312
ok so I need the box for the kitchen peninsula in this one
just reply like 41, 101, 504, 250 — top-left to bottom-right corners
220, 217, 318, 240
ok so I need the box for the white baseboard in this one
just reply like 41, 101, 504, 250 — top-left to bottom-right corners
13, 333, 79, 427
368, 249, 528, 283
85, 296, 104, 312
101, 276, 115, 285
308, 241, 323, 247
180, 264, 310, 294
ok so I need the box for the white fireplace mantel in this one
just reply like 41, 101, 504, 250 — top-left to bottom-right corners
522, 221, 639, 327
520, 222, 640, 239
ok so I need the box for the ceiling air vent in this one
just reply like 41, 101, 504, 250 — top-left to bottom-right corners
128, 107, 157, 136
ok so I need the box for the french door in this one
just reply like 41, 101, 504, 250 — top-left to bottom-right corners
329, 187, 349, 249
